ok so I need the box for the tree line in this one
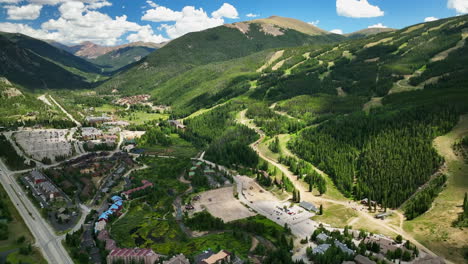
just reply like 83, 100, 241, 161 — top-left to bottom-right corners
290, 105, 458, 208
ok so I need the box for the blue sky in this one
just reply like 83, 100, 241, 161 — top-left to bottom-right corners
0, 0, 466, 45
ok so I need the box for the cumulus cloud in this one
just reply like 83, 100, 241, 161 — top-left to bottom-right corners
126, 25, 167, 43
212, 3, 238, 19
308, 20, 320, 26
141, 5, 183, 22
6, 4, 42, 20
336, 0, 384, 18
246, 13, 259, 18
368, 23, 387, 28
448, 0, 468, 14
142, 2, 239, 39
330, 29, 344, 34
424, 16, 439, 22
1, 1, 166, 45
0, 22, 56, 39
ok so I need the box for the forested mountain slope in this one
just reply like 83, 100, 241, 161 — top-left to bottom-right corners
0, 34, 97, 90
252, 14, 468, 211
171, 13, 468, 212
0, 77, 74, 128
87, 46, 157, 71
1, 32, 101, 75
97, 18, 344, 112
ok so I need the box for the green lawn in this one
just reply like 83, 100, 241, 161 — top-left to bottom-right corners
119, 111, 169, 125
140, 134, 198, 158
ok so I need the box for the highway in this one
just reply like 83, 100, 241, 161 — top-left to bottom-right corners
0, 159, 73, 264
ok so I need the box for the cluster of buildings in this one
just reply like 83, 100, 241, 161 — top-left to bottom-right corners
85, 115, 112, 125
115, 94, 151, 106
107, 248, 160, 264
122, 180, 154, 199
80, 127, 118, 144
23, 170, 62, 206
95, 196, 124, 232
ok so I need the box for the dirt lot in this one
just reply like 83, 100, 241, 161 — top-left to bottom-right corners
192, 186, 256, 222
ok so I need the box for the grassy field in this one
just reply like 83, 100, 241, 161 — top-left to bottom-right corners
0, 185, 46, 264
94, 104, 124, 113
311, 203, 358, 228
403, 115, 468, 264
119, 111, 169, 125
140, 134, 198, 158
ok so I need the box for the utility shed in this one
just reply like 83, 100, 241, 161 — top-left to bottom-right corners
299, 201, 319, 212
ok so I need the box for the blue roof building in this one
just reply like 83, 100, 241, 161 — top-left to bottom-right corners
111, 196, 122, 202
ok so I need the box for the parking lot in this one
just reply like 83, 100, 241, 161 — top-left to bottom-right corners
14, 129, 72, 162
235, 175, 318, 238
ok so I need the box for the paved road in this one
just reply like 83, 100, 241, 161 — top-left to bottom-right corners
49, 95, 82, 127
0, 160, 73, 264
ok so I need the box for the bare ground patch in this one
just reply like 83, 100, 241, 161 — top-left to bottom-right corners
192, 187, 256, 222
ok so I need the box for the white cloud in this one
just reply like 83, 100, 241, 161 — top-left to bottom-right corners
308, 20, 320, 26
146, 0, 158, 8
330, 29, 344, 34
5, 4, 42, 20
246, 13, 259, 18
1, 1, 166, 45
368, 23, 387, 28
212, 3, 238, 19
448, 0, 468, 14
424, 16, 439, 22
141, 5, 183, 22
126, 25, 167, 43
142, 3, 239, 39
0, 22, 55, 39
0, 0, 21, 3
336, 0, 384, 18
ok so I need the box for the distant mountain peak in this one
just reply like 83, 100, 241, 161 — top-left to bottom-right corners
250, 15, 329, 36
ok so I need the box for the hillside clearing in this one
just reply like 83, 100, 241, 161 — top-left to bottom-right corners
403, 114, 468, 264
257, 50, 284, 72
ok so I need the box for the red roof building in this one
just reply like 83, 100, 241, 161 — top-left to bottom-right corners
107, 248, 160, 264
122, 180, 154, 199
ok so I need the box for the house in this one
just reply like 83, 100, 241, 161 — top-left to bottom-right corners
111, 196, 123, 202
354, 255, 376, 264
375, 212, 392, 220
363, 236, 398, 254
334, 240, 354, 255
107, 248, 160, 264
199, 250, 231, 264
316, 233, 330, 243
168, 120, 186, 130
94, 220, 107, 233
163, 254, 190, 264
312, 244, 331, 255
299, 201, 319, 213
